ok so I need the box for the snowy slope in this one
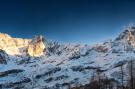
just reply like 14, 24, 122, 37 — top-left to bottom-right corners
1, 26, 135, 89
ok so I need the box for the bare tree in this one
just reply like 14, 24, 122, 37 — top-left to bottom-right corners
129, 60, 134, 89
96, 69, 102, 89
120, 64, 124, 89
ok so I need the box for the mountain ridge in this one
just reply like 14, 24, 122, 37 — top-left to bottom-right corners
0, 33, 46, 57
0, 26, 135, 89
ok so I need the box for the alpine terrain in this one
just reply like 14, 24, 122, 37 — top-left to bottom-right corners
1, 26, 135, 89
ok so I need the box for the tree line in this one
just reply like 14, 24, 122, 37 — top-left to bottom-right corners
70, 60, 135, 89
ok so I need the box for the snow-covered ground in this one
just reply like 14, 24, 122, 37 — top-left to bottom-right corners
1, 26, 135, 89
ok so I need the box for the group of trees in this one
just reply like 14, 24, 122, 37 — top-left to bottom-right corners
118, 60, 135, 89
70, 60, 135, 89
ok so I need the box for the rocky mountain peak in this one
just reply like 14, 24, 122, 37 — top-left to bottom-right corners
115, 26, 135, 47
28, 35, 46, 57
0, 33, 11, 38
0, 33, 46, 57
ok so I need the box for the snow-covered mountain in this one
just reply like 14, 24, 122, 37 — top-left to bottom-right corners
0, 33, 45, 57
1, 26, 135, 89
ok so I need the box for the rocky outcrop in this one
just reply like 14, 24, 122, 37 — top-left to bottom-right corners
0, 69, 24, 77
127, 28, 135, 48
0, 49, 8, 64
115, 26, 135, 48
28, 35, 46, 57
0, 33, 46, 57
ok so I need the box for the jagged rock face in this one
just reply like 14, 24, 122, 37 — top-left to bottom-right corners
115, 26, 135, 48
28, 36, 46, 57
0, 33, 45, 57
0, 49, 8, 64
127, 29, 135, 47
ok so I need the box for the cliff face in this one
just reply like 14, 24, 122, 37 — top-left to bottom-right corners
28, 36, 46, 57
115, 26, 135, 48
127, 29, 135, 48
0, 33, 45, 57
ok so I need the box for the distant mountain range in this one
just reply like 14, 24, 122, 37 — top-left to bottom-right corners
0, 33, 45, 57
1, 26, 135, 89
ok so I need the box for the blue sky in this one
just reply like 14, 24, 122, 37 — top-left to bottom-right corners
0, 0, 135, 44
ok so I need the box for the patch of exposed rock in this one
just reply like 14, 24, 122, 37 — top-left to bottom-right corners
0, 33, 45, 57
